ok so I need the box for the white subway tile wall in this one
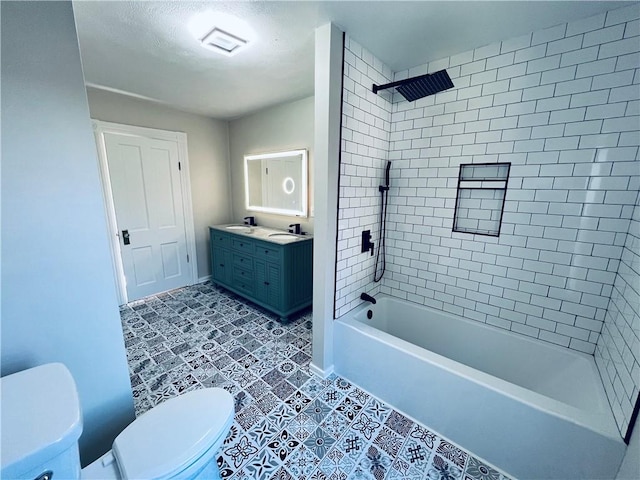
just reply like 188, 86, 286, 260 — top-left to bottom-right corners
336, 36, 393, 315
337, 4, 639, 438
596, 196, 640, 437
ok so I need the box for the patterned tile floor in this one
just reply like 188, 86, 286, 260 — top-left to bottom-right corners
121, 282, 512, 480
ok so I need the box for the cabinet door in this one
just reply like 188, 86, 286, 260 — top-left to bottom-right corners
255, 259, 282, 309
210, 230, 229, 248
212, 247, 232, 284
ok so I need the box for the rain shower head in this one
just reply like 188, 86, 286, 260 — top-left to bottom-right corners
373, 70, 454, 102
396, 70, 454, 102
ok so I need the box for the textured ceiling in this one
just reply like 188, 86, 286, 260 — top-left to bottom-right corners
73, 1, 631, 120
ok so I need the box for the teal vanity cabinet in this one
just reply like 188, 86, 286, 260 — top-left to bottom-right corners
210, 229, 232, 285
209, 226, 313, 321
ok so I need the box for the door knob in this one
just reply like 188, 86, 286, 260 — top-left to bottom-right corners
122, 229, 130, 245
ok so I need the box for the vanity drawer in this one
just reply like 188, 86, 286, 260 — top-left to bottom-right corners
232, 272, 254, 295
233, 252, 254, 271
210, 231, 229, 248
231, 238, 254, 254
255, 244, 282, 262
233, 266, 253, 283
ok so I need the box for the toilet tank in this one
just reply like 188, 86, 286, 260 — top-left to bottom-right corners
1, 363, 83, 480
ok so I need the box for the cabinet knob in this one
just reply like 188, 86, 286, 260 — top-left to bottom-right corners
264, 281, 270, 286
219, 263, 224, 267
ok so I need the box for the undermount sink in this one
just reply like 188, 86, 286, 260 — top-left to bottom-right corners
226, 225, 253, 232
268, 233, 300, 240
218, 225, 308, 243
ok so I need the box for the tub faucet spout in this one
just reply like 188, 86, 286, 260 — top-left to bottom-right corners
360, 292, 376, 304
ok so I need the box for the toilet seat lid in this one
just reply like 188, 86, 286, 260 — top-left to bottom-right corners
113, 388, 234, 480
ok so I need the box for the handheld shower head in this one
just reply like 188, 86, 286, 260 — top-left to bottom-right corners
379, 161, 391, 193
385, 161, 391, 187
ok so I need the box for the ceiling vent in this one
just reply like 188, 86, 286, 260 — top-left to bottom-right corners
201, 27, 249, 56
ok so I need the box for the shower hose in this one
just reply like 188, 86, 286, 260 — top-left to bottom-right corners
373, 186, 388, 282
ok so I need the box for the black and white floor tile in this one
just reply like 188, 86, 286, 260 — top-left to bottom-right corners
121, 282, 513, 480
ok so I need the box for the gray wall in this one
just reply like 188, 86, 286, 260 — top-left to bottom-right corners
229, 96, 315, 233
1, 1, 135, 465
86, 87, 232, 280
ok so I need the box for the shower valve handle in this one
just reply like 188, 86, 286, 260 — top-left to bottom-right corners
361, 230, 375, 256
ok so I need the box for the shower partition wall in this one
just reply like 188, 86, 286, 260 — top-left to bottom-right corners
336, 3, 640, 441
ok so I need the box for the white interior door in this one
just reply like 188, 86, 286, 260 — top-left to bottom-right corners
102, 130, 192, 301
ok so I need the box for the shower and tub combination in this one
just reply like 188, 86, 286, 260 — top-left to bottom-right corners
334, 59, 632, 479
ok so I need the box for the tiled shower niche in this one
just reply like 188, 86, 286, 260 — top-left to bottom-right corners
453, 163, 510, 236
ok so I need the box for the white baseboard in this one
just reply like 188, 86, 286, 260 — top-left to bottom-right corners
198, 275, 212, 284
309, 362, 334, 379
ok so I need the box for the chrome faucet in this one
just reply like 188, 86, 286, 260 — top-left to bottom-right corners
244, 216, 256, 226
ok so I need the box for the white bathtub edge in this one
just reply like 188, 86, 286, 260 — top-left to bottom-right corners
336, 305, 620, 440
333, 316, 626, 480
339, 304, 621, 442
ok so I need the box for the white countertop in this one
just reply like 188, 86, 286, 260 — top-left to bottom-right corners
211, 224, 312, 244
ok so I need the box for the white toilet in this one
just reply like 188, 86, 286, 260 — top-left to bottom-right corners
1, 363, 234, 480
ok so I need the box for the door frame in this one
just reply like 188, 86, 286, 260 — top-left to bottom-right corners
92, 120, 198, 304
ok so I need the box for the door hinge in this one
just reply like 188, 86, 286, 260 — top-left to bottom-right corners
178, 161, 181, 171
187, 254, 190, 263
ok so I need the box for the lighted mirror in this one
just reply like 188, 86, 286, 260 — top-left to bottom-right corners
244, 149, 308, 217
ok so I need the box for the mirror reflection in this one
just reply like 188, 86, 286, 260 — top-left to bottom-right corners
244, 149, 308, 217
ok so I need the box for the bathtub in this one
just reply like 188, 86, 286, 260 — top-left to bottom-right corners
334, 295, 626, 480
